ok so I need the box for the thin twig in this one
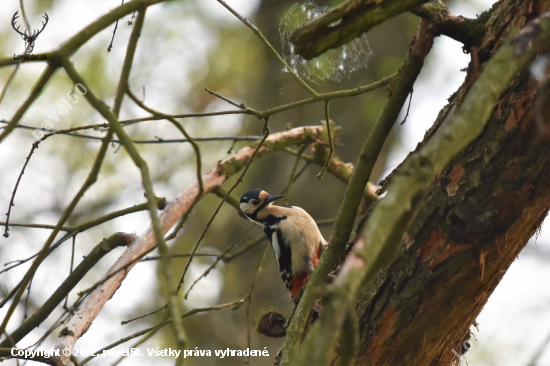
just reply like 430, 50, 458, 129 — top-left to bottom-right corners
223, 234, 266, 263
292, 161, 311, 184
205, 88, 246, 109
23, 279, 32, 320
123, 238, 242, 325
64, 236, 77, 310
282, 147, 378, 203
121, 305, 166, 326
245, 245, 268, 366
109, 325, 156, 366
400, 89, 414, 125
0, 121, 264, 143
283, 144, 309, 205
0, 221, 73, 232
140, 251, 222, 262
317, 101, 333, 179
107, 0, 125, 52
4, 141, 39, 237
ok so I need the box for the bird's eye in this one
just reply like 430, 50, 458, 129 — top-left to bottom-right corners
252, 199, 259, 205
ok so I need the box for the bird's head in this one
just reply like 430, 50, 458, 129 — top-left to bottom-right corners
240, 189, 285, 216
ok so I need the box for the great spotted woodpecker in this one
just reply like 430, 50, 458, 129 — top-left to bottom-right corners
240, 189, 327, 298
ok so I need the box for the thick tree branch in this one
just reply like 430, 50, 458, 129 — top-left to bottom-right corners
289, 0, 431, 60
411, 1, 490, 48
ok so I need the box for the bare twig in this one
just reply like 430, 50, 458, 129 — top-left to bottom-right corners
283, 144, 309, 205
121, 305, 166, 326
0, 221, 72, 231
0, 121, 264, 144
205, 88, 247, 109
283, 147, 378, 203
140, 251, 222, 262
245, 245, 268, 365
400, 89, 414, 125
0, 64, 56, 148
317, 101, 333, 179
3, 141, 39, 237
107, 0, 125, 52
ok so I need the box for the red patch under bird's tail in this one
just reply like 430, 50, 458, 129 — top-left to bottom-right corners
291, 274, 309, 298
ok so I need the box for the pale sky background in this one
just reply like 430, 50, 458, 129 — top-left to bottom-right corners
0, 1, 549, 365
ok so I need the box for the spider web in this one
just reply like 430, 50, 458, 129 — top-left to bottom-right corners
279, 1, 373, 83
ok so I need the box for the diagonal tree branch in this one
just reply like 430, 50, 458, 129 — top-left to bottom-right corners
289, 0, 431, 60
411, 1, 490, 48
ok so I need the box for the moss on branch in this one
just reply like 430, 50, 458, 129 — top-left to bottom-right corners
289, 0, 431, 60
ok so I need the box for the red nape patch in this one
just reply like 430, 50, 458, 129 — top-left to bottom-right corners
291, 274, 309, 298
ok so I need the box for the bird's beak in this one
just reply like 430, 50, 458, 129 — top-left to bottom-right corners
265, 194, 285, 204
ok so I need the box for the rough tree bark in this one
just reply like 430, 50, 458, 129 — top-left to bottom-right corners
351, 1, 550, 365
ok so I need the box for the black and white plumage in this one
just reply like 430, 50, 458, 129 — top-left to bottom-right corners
240, 189, 327, 298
